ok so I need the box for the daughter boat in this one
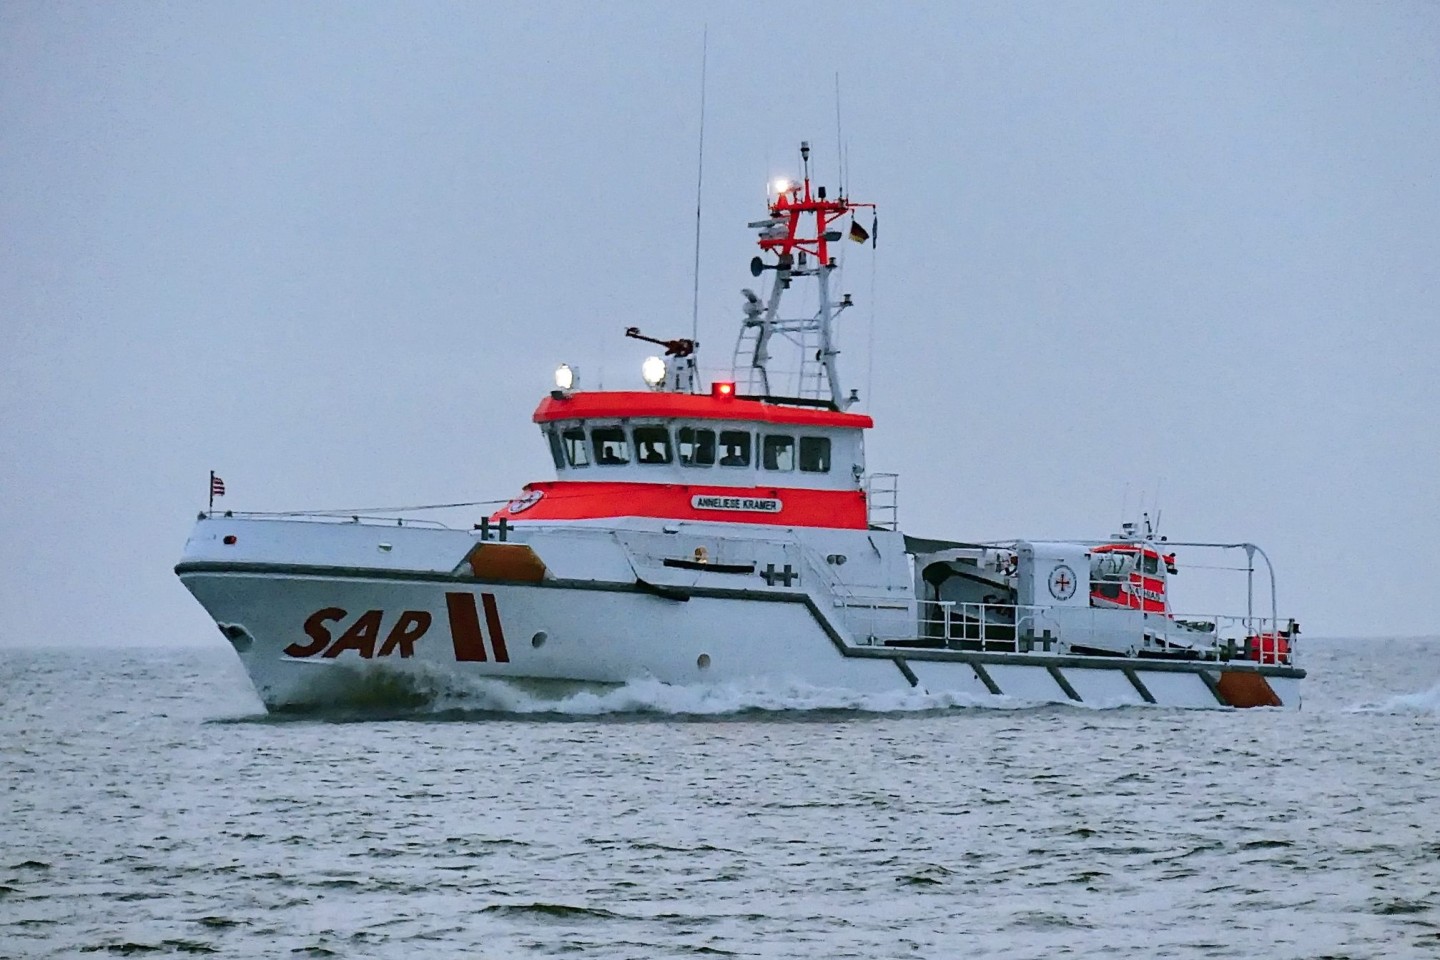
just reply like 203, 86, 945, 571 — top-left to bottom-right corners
176, 144, 1303, 711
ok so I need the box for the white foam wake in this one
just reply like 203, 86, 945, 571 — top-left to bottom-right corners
1348, 683, 1440, 714
438, 676, 1000, 716
271, 661, 1044, 718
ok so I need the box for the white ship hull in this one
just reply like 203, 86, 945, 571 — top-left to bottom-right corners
178, 145, 1305, 715
177, 517, 1302, 712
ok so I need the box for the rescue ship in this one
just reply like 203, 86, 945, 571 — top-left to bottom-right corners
176, 143, 1303, 711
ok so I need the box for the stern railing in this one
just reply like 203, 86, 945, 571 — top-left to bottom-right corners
837, 597, 1298, 666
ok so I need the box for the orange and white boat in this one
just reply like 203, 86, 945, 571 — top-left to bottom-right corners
176, 143, 1303, 711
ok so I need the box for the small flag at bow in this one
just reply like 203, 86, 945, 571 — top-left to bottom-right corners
208, 472, 227, 512
847, 218, 870, 244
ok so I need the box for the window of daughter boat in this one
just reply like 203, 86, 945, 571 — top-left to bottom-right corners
762, 435, 795, 471
678, 427, 716, 466
632, 425, 673, 464
591, 426, 630, 465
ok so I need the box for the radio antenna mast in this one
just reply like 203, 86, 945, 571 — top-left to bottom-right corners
690, 26, 708, 348
834, 72, 844, 195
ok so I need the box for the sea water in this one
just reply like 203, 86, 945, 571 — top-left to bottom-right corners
2, 637, 1438, 959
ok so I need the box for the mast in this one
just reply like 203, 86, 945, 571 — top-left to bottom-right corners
733, 142, 874, 410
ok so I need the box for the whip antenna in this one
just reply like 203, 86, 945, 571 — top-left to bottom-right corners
690, 26, 708, 348
834, 72, 844, 195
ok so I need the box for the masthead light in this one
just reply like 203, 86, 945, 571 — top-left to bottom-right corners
554, 364, 575, 391
772, 178, 790, 196
641, 356, 666, 388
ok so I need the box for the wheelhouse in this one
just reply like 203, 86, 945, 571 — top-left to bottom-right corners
1089, 542, 1178, 613
490, 390, 876, 528
540, 415, 862, 492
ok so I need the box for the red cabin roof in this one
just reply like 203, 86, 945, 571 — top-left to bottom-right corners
533, 391, 874, 429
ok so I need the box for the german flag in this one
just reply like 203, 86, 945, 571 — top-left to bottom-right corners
848, 218, 870, 244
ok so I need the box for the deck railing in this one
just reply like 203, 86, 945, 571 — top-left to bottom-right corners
864, 473, 899, 530
834, 597, 1298, 666
201, 510, 454, 529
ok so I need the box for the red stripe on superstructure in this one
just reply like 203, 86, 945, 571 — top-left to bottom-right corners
492, 481, 868, 529
444, 592, 488, 662
1093, 544, 1163, 560
532, 391, 873, 429
480, 593, 509, 663
1089, 588, 1168, 614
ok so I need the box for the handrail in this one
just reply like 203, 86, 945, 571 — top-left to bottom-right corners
834, 595, 1298, 666
864, 472, 899, 530
200, 511, 454, 529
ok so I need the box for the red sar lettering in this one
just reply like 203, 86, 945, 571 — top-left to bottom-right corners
284, 608, 431, 659
284, 594, 508, 663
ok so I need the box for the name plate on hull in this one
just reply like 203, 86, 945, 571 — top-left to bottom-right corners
690, 495, 783, 514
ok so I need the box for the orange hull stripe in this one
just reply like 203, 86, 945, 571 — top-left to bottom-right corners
481, 593, 509, 663
1217, 671, 1283, 708
444, 592, 487, 662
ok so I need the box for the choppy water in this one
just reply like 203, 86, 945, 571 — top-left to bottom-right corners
3, 638, 1439, 959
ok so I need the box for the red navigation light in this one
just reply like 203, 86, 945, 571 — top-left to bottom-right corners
711, 381, 736, 399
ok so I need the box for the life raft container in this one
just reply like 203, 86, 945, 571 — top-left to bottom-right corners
1245, 631, 1291, 665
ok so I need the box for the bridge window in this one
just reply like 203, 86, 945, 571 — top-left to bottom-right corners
562, 427, 589, 468
718, 430, 751, 467
633, 426, 673, 464
591, 426, 630, 465
1142, 553, 1159, 575
678, 427, 715, 466
546, 428, 565, 469
799, 436, 831, 473
762, 434, 795, 471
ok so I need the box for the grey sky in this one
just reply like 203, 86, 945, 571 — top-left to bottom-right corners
2, 2, 1436, 646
